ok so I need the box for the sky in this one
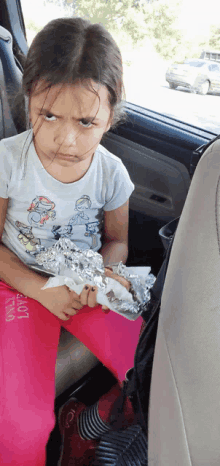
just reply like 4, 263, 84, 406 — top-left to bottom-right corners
178, 0, 220, 36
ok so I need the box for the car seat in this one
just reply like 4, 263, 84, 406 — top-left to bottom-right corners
0, 25, 100, 397
0, 24, 30, 135
148, 139, 220, 464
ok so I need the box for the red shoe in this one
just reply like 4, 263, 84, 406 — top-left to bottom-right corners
58, 398, 98, 466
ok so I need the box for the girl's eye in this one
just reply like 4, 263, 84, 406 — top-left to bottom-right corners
79, 119, 93, 128
44, 113, 57, 122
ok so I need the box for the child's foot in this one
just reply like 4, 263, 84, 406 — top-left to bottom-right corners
58, 398, 98, 466
58, 384, 134, 465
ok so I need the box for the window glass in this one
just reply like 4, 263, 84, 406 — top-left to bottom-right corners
20, 0, 220, 134
212, 65, 220, 71
184, 60, 205, 67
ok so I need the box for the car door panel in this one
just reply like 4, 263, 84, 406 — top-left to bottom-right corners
103, 131, 190, 222
114, 103, 215, 172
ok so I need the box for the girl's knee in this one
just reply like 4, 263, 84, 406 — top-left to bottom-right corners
0, 409, 55, 464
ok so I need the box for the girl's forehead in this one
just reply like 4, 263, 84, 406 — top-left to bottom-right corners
31, 81, 111, 118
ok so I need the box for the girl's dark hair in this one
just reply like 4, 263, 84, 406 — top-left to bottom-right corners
22, 17, 125, 127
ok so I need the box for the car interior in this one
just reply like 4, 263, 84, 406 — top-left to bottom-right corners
0, 0, 219, 464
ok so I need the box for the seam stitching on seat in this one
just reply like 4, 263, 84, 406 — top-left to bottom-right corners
215, 175, 220, 253
162, 329, 193, 466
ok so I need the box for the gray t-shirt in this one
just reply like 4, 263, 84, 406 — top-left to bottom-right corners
0, 130, 134, 266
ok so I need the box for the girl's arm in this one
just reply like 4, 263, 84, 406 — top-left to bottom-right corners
100, 200, 129, 266
0, 197, 84, 321
0, 198, 48, 298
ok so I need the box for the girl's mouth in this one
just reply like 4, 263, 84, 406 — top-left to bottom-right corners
57, 153, 78, 160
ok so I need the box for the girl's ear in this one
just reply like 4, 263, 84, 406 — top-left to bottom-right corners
28, 98, 32, 123
105, 115, 112, 133
105, 122, 111, 133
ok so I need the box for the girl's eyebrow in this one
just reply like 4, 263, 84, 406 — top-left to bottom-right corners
37, 107, 100, 122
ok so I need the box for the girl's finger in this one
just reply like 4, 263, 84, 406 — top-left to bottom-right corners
87, 286, 98, 308
104, 268, 130, 290
104, 268, 114, 278
110, 273, 130, 290
71, 300, 83, 310
102, 305, 110, 314
63, 307, 79, 318
68, 290, 84, 310
80, 285, 91, 305
60, 312, 71, 321
69, 289, 81, 300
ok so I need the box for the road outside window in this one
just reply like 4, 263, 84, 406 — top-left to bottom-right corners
21, 0, 220, 134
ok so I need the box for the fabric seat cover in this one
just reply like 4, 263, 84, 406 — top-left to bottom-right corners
148, 139, 220, 465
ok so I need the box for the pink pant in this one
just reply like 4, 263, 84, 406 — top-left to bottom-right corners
0, 280, 142, 465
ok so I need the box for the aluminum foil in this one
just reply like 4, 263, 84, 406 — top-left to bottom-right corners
35, 238, 155, 320
111, 262, 156, 309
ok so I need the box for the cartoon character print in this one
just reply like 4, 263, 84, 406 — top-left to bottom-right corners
51, 195, 100, 249
84, 221, 100, 249
15, 221, 41, 255
27, 196, 56, 226
68, 195, 91, 225
51, 224, 72, 240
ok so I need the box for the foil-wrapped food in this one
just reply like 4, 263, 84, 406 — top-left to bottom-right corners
35, 238, 155, 320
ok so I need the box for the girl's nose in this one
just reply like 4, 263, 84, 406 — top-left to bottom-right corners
54, 123, 78, 147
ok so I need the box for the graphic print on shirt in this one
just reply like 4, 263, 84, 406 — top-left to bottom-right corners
69, 195, 91, 225
51, 195, 100, 249
15, 221, 41, 255
84, 221, 100, 249
27, 196, 56, 226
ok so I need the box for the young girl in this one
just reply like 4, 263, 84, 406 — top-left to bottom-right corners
0, 17, 142, 465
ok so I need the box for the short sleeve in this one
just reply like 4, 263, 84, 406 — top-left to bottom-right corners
104, 160, 134, 211
0, 140, 12, 198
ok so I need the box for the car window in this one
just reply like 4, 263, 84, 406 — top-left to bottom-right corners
184, 60, 204, 67
20, 0, 220, 134
212, 64, 220, 72
201, 51, 220, 62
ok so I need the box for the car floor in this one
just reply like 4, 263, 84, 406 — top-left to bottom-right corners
46, 365, 117, 465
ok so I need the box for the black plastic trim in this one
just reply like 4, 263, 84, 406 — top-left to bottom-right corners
111, 102, 217, 173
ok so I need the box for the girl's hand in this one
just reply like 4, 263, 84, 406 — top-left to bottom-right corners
104, 267, 130, 291
80, 285, 99, 308
99, 268, 131, 313
38, 285, 83, 321
43, 271, 130, 318
80, 284, 110, 314
79, 269, 131, 314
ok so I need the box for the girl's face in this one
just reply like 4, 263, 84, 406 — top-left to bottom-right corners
29, 81, 112, 167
